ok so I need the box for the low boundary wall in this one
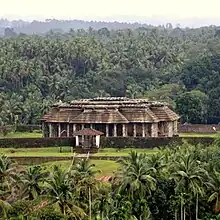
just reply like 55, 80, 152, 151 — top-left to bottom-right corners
101, 137, 214, 148
0, 136, 215, 149
179, 124, 220, 133
0, 137, 74, 148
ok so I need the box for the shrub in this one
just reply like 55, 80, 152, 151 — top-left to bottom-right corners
100, 137, 214, 149
0, 137, 74, 148
214, 134, 220, 148
7, 200, 32, 218
15, 125, 41, 133
38, 206, 65, 220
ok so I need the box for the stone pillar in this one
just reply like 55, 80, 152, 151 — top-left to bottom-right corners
113, 124, 117, 137
58, 123, 61, 137
122, 124, 127, 137
76, 136, 79, 146
42, 122, 45, 137
133, 124, 137, 137
81, 124, 85, 142
161, 123, 164, 135
145, 124, 149, 137
151, 123, 158, 137
106, 124, 109, 137
73, 124, 76, 133
49, 123, 52, 138
174, 120, 178, 135
81, 124, 85, 129
142, 123, 145, 137
67, 124, 70, 137
96, 135, 100, 148
90, 124, 93, 129
168, 122, 173, 137
125, 125, 128, 136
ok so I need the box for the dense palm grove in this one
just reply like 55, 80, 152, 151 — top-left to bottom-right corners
0, 25, 220, 125
2, 140, 220, 219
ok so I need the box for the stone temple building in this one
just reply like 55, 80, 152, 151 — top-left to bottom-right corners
41, 97, 180, 138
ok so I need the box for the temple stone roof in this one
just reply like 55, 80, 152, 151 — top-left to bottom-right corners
42, 97, 180, 123
72, 109, 129, 124
150, 106, 179, 121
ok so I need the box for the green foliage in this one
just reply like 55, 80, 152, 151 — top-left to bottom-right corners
3, 139, 220, 218
214, 134, 220, 148
176, 90, 209, 123
7, 200, 32, 218
37, 206, 65, 220
15, 125, 41, 133
0, 27, 220, 124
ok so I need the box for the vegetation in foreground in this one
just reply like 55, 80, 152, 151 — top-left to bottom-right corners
2, 138, 220, 219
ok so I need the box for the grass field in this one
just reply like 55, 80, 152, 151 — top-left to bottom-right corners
180, 132, 218, 137
0, 131, 216, 178
0, 147, 157, 157
40, 160, 120, 177
0, 132, 42, 138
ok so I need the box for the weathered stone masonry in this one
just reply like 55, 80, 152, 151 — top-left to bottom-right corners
41, 97, 180, 138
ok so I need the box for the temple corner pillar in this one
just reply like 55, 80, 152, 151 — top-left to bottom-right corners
173, 120, 178, 135
168, 121, 174, 137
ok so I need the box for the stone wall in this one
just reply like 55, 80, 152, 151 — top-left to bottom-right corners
0, 136, 215, 149
0, 137, 74, 148
179, 124, 220, 133
100, 136, 214, 148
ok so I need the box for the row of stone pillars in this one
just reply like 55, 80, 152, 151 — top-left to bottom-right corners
46, 123, 162, 138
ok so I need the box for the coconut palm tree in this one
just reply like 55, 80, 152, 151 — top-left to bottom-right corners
0, 198, 11, 220
171, 153, 207, 220
45, 165, 86, 219
21, 165, 49, 200
0, 156, 20, 194
115, 151, 155, 219
68, 158, 101, 219
208, 171, 220, 214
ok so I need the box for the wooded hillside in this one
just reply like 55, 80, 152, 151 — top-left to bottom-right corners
0, 26, 220, 125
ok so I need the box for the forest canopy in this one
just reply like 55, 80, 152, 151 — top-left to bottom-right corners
0, 25, 220, 125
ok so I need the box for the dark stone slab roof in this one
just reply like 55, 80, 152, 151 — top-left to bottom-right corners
72, 109, 129, 124
42, 97, 180, 123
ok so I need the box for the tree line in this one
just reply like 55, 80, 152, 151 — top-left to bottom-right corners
0, 26, 220, 125
2, 140, 220, 219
